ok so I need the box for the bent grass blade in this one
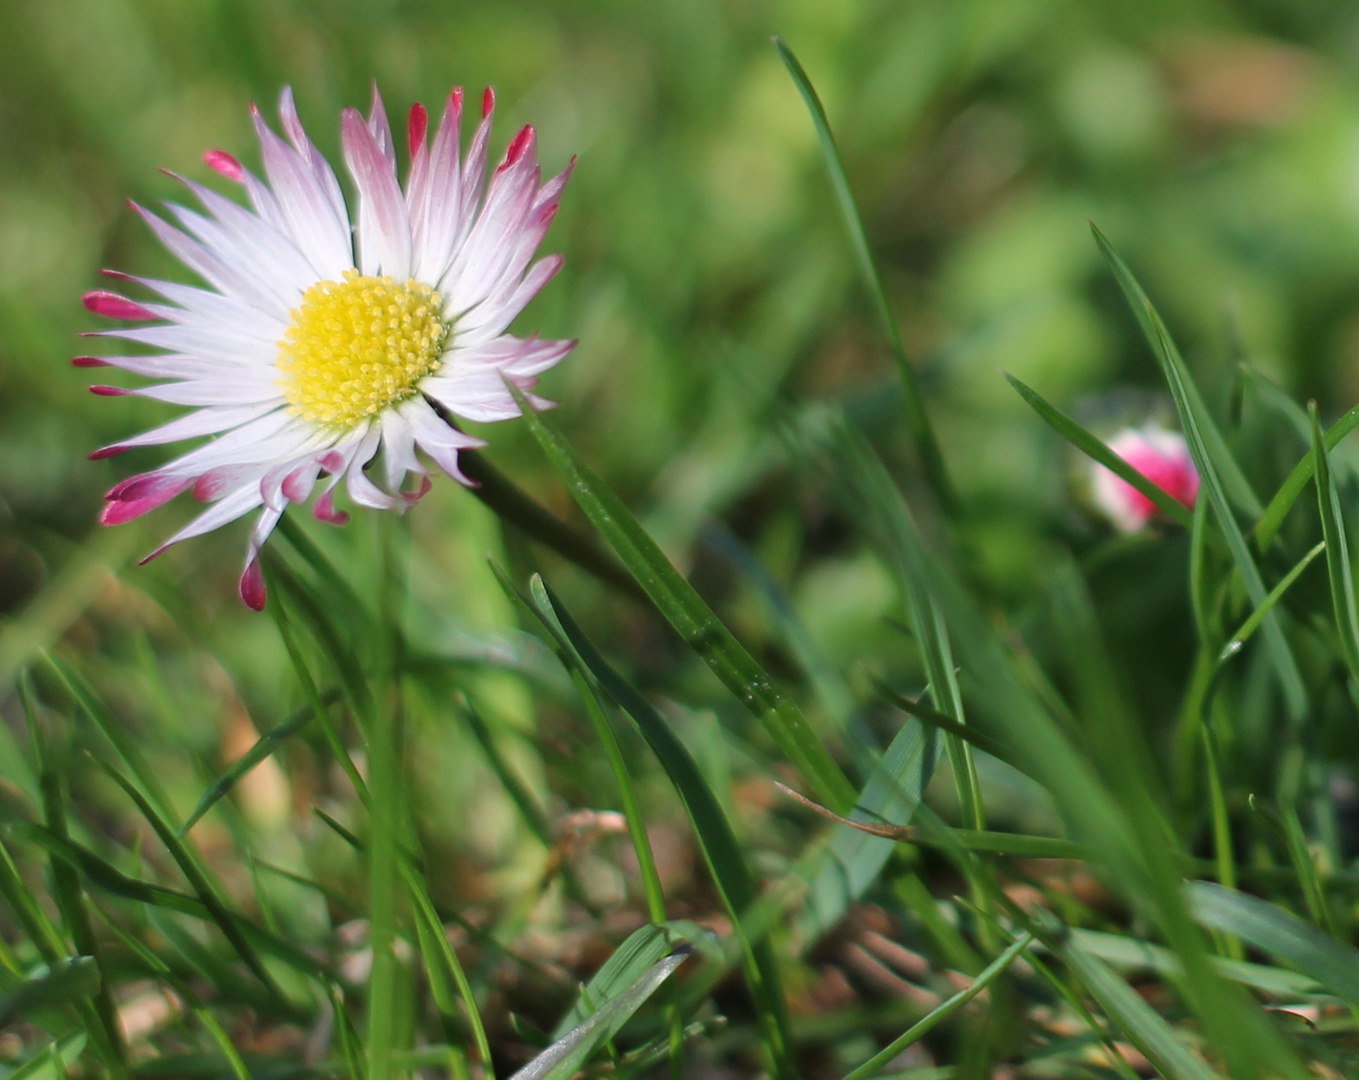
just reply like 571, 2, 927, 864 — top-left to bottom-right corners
506, 380, 855, 815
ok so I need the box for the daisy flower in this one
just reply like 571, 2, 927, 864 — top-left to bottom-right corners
1090, 425, 1199, 532
81, 85, 574, 609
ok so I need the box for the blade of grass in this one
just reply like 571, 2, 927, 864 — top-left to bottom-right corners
1188, 882, 1359, 1005
530, 579, 795, 1080
1092, 225, 1307, 724
1309, 402, 1359, 682
874, 683, 1025, 774
1070, 928, 1321, 999
403, 862, 494, 1077
0, 958, 98, 1029
1255, 400, 1359, 552
96, 912, 252, 1080
1005, 372, 1194, 527
508, 947, 690, 1080
841, 932, 1032, 1080
1061, 942, 1220, 1080
773, 36, 954, 512
179, 696, 322, 836
506, 381, 854, 815
457, 447, 649, 604
550, 923, 705, 1039
20, 825, 328, 979
91, 755, 285, 1000
41, 655, 175, 821
1221, 541, 1325, 660
18, 676, 123, 1066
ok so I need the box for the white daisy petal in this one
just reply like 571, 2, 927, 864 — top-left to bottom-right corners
366, 83, 398, 172
169, 175, 317, 298
252, 105, 353, 279
141, 481, 265, 561
410, 89, 465, 284
94, 403, 281, 457
404, 396, 486, 484
277, 87, 350, 239
341, 108, 411, 279
131, 203, 286, 315
89, 83, 575, 607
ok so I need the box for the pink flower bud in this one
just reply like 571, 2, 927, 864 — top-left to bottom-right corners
1091, 426, 1199, 532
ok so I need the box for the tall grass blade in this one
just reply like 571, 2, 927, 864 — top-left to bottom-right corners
1092, 225, 1308, 724
0, 958, 98, 1028
798, 405, 1307, 1078
91, 756, 285, 999
530, 580, 795, 1079
773, 37, 955, 512
1255, 400, 1359, 551
842, 933, 1032, 1080
1005, 372, 1194, 527
509, 947, 690, 1080
1061, 942, 1220, 1080
1309, 402, 1359, 681
507, 381, 855, 814
179, 701, 317, 836
19, 676, 123, 1065
550, 923, 704, 1039
1187, 883, 1359, 1003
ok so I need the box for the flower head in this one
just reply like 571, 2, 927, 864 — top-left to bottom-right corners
1090, 425, 1199, 532
82, 86, 574, 608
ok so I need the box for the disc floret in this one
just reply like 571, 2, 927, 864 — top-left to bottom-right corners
277, 270, 447, 426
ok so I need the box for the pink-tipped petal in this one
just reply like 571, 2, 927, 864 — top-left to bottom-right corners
89, 385, 128, 396
100, 475, 192, 525
72, 356, 109, 368
500, 125, 534, 171
314, 489, 349, 525
408, 102, 428, 158
204, 150, 245, 182
407, 475, 432, 503
481, 87, 494, 119
240, 558, 267, 610
83, 291, 158, 321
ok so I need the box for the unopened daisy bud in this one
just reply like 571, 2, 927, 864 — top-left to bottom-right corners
1090, 426, 1198, 532
82, 84, 576, 609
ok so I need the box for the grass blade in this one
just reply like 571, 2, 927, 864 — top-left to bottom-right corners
19, 676, 124, 1065
1309, 402, 1359, 681
1188, 882, 1359, 1004
550, 922, 704, 1039
1255, 399, 1359, 551
507, 381, 855, 814
773, 37, 954, 512
842, 933, 1032, 1080
1092, 225, 1307, 724
1062, 941, 1221, 1080
0, 957, 98, 1029
91, 755, 285, 1000
509, 947, 690, 1080
179, 699, 318, 836
1005, 372, 1194, 528
530, 579, 795, 1079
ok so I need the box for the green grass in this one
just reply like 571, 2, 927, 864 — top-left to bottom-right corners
7, 0, 1359, 1077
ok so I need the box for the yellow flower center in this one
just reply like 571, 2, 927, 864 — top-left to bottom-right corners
276, 270, 447, 426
